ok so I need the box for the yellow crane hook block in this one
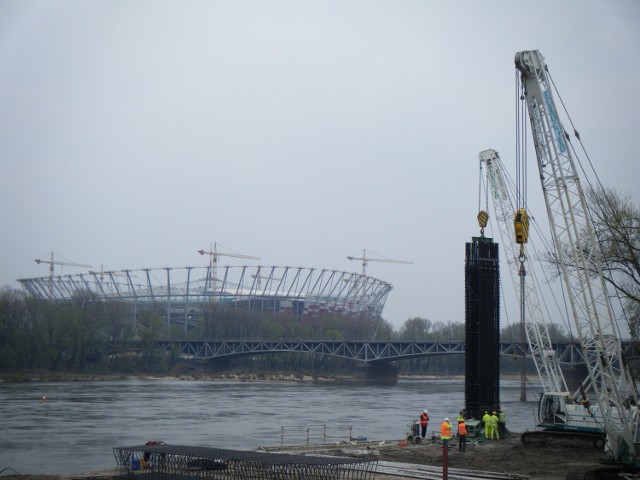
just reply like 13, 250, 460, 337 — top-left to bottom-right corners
477, 210, 489, 230
514, 208, 529, 244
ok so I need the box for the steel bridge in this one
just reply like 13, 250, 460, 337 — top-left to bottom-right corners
138, 339, 587, 365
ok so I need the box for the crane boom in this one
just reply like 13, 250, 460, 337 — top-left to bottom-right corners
480, 149, 568, 395
35, 252, 93, 298
347, 249, 412, 278
515, 50, 638, 463
35, 252, 92, 270
197, 242, 260, 295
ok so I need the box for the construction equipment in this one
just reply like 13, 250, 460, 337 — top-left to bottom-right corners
35, 252, 92, 297
347, 249, 412, 278
405, 420, 422, 445
479, 149, 604, 446
250, 272, 282, 292
197, 242, 260, 296
515, 50, 639, 465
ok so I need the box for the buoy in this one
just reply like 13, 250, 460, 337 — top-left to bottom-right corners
40, 396, 47, 402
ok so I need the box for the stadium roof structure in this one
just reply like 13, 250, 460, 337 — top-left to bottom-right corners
18, 265, 392, 318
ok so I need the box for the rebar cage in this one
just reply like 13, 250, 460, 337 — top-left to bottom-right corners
464, 237, 501, 420
113, 444, 378, 480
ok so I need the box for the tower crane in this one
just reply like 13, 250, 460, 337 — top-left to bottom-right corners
480, 149, 605, 443
251, 272, 283, 292
347, 249, 412, 278
515, 50, 638, 465
35, 252, 92, 298
197, 242, 260, 296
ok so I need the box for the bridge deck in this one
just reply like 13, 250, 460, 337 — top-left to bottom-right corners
113, 444, 378, 480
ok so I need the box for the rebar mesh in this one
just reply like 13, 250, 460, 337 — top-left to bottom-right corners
113, 444, 378, 480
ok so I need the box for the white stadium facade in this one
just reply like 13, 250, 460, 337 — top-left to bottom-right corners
18, 265, 393, 324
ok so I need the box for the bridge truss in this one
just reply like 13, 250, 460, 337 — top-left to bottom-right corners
18, 265, 393, 320
140, 339, 587, 365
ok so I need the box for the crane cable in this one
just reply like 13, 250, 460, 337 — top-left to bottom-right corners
515, 71, 531, 402
478, 158, 489, 236
496, 147, 578, 347
515, 71, 527, 215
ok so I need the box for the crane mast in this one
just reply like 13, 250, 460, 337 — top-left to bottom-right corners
197, 242, 261, 296
515, 50, 638, 463
35, 252, 92, 297
480, 149, 568, 395
346, 250, 412, 306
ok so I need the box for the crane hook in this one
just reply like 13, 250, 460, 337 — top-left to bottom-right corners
477, 210, 489, 236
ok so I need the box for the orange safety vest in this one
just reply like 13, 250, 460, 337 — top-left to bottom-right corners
440, 421, 452, 439
458, 422, 467, 436
420, 412, 429, 426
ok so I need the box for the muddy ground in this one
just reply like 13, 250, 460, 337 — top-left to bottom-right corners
0, 433, 626, 480
372, 435, 610, 479
272, 432, 624, 480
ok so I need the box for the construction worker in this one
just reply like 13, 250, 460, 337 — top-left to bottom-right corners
482, 410, 491, 440
440, 417, 452, 447
419, 409, 429, 439
498, 408, 506, 439
490, 411, 500, 440
457, 417, 468, 452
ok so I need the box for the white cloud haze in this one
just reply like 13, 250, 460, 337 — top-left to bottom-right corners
1, 0, 638, 328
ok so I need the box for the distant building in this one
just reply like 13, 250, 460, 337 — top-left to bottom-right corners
18, 265, 392, 326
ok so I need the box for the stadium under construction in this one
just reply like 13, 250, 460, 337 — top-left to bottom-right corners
17, 264, 393, 326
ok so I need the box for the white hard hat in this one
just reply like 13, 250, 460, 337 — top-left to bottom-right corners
423, 409, 428, 413
444, 417, 449, 422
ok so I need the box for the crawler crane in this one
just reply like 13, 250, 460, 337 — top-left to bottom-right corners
515, 50, 639, 466
480, 149, 605, 446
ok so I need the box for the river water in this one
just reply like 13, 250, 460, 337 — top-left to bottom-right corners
0, 377, 542, 475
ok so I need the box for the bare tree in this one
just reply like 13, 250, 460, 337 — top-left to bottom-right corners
543, 186, 640, 337
588, 187, 640, 338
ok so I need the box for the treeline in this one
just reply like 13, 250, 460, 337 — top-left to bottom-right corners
0, 286, 569, 377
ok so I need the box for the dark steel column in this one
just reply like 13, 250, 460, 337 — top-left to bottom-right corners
464, 236, 500, 421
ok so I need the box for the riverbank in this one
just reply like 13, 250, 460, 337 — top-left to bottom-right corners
0, 433, 616, 480
0, 371, 364, 384
0, 370, 466, 384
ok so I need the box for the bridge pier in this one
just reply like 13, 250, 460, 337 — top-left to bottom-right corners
359, 362, 398, 384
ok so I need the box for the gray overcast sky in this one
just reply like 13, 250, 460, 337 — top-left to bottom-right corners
1, 0, 639, 329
